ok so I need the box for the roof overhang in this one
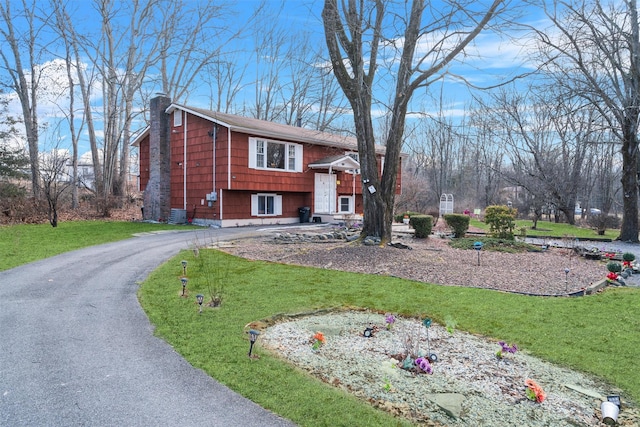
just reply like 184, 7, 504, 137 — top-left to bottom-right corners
308, 155, 360, 171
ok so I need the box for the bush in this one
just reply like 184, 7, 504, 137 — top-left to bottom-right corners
410, 215, 433, 238
623, 252, 636, 262
587, 214, 620, 236
484, 205, 517, 240
443, 213, 470, 238
394, 211, 422, 223
607, 261, 622, 273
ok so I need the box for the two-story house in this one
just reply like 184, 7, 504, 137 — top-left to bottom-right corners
133, 95, 402, 227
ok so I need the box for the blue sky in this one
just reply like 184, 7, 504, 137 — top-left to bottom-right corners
1, 0, 547, 158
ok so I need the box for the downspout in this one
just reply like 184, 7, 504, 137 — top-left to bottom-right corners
183, 112, 187, 210
352, 170, 356, 213
212, 125, 216, 200
329, 165, 333, 214
227, 127, 231, 188
224, 126, 231, 221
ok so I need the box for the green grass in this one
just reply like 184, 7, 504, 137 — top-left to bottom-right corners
0, 221, 194, 271
470, 218, 620, 240
3, 220, 637, 425
139, 249, 640, 426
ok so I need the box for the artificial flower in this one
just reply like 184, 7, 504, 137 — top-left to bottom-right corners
497, 341, 517, 359
414, 357, 433, 374
525, 379, 546, 403
385, 314, 396, 330
311, 332, 326, 350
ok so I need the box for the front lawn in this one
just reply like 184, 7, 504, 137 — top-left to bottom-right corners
0, 221, 194, 271
139, 248, 640, 426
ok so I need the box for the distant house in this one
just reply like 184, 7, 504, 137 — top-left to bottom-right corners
132, 95, 402, 227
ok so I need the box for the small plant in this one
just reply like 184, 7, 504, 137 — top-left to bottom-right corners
311, 331, 326, 351
525, 379, 546, 403
496, 341, 518, 359
484, 205, 517, 240
443, 213, 470, 238
607, 261, 622, 273
409, 215, 433, 238
444, 316, 457, 335
623, 252, 636, 269
385, 314, 396, 330
382, 376, 392, 392
519, 226, 527, 238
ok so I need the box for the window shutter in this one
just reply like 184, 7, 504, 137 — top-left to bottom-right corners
248, 139, 256, 169
275, 195, 282, 215
295, 144, 303, 172
251, 194, 258, 216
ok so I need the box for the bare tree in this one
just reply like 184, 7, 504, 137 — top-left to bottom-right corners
480, 85, 595, 225
322, 0, 506, 242
536, 0, 640, 241
0, 0, 46, 198
39, 147, 70, 227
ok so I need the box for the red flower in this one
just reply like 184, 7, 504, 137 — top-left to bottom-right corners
607, 272, 618, 281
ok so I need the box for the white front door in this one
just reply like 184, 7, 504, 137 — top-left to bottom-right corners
314, 173, 336, 214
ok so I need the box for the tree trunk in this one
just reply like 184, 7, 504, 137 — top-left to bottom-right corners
619, 125, 639, 241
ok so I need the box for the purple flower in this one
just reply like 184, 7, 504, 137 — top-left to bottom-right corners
499, 341, 518, 354
415, 357, 433, 374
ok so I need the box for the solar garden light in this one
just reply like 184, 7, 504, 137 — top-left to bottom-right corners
180, 277, 188, 296
181, 260, 188, 275
473, 241, 483, 266
422, 318, 437, 363
564, 267, 570, 292
248, 329, 260, 358
196, 294, 204, 313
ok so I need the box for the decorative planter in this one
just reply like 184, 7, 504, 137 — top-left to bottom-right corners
403, 217, 410, 225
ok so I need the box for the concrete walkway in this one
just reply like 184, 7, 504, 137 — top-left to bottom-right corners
0, 227, 296, 427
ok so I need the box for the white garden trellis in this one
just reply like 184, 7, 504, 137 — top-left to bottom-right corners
439, 194, 454, 216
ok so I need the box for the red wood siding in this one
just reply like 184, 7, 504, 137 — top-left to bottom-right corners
139, 108, 403, 223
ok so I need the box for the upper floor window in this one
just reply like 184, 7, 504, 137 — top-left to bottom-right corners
249, 138, 302, 172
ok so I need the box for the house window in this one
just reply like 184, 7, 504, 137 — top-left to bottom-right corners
251, 193, 283, 216
339, 196, 353, 213
249, 138, 302, 172
173, 110, 182, 127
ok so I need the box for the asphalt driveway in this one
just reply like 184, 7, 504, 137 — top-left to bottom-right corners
0, 227, 295, 427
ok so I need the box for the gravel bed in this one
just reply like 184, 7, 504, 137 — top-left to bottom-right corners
260, 310, 633, 426
221, 230, 608, 296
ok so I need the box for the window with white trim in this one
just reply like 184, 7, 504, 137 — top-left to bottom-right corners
251, 193, 283, 216
249, 138, 302, 172
339, 196, 353, 213
173, 110, 182, 127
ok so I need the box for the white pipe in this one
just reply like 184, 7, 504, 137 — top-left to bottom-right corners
329, 166, 333, 214
227, 127, 231, 189
219, 188, 223, 220
183, 112, 187, 210
212, 126, 216, 201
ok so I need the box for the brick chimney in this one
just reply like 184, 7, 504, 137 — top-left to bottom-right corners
143, 94, 171, 221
